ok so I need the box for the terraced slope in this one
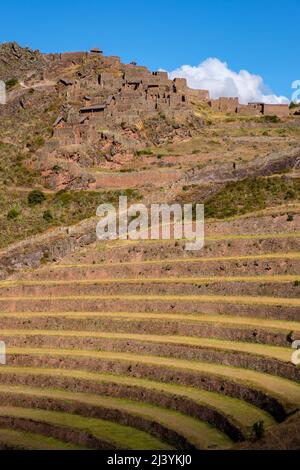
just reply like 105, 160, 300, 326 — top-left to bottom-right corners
0, 429, 86, 450
0, 214, 299, 449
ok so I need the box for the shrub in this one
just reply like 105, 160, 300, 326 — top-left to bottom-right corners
52, 165, 61, 174
5, 77, 18, 90
43, 210, 53, 222
263, 115, 280, 123
285, 190, 296, 200
120, 168, 135, 173
29, 136, 45, 151
287, 214, 294, 222
121, 188, 140, 199
137, 147, 153, 156
7, 208, 19, 220
54, 189, 73, 206
286, 331, 294, 343
163, 265, 172, 271
28, 189, 46, 206
252, 421, 265, 440
41, 251, 50, 264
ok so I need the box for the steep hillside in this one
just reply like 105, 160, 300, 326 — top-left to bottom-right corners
0, 41, 299, 451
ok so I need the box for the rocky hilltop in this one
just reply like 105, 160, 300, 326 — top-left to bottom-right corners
0, 42, 46, 82
0, 43, 205, 189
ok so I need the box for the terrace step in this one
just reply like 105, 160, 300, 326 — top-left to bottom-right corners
59, 233, 300, 265
0, 222, 299, 450
0, 385, 233, 450
61, 251, 300, 268
3, 331, 298, 381
17, 254, 300, 281
6, 347, 300, 417
10, 234, 299, 282
1, 312, 299, 346
0, 366, 276, 440
0, 428, 86, 450
0, 329, 293, 362
0, 295, 298, 320
0, 405, 170, 450
1, 277, 299, 299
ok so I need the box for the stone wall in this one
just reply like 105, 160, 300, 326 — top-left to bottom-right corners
264, 104, 290, 117
60, 52, 88, 61
52, 58, 195, 143
210, 97, 239, 113
208, 97, 290, 117
236, 102, 290, 117
173, 78, 188, 92
237, 103, 262, 116
187, 88, 210, 103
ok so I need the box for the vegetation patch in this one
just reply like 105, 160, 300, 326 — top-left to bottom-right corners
5, 77, 18, 90
0, 188, 140, 249
180, 177, 300, 219
136, 147, 154, 156
0, 143, 41, 188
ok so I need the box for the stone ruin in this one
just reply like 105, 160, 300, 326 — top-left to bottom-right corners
209, 96, 289, 117
0, 43, 290, 122
2, 44, 287, 152
50, 49, 205, 147
1, 43, 289, 182
45, 47, 289, 165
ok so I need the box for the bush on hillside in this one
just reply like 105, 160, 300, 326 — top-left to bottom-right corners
5, 77, 18, 90
28, 189, 46, 206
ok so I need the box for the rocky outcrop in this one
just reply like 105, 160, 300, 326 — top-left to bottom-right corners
0, 42, 46, 82
0, 217, 97, 280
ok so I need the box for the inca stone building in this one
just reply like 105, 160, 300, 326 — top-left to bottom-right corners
50, 49, 205, 146
49, 48, 289, 147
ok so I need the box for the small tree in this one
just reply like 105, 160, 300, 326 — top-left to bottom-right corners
28, 189, 46, 206
252, 421, 265, 440
7, 208, 19, 220
43, 210, 53, 222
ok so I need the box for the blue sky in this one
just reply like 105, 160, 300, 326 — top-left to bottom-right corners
0, 0, 298, 100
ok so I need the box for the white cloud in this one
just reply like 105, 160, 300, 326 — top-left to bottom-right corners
168, 58, 289, 105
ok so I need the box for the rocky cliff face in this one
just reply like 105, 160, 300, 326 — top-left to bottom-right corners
0, 42, 47, 82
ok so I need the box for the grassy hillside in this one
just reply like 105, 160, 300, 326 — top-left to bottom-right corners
0, 188, 140, 249
205, 177, 300, 219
